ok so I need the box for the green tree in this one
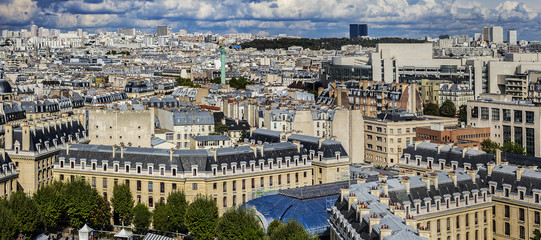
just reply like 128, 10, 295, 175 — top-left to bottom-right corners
239, 129, 247, 143
0, 200, 17, 240
229, 77, 252, 90
62, 179, 102, 228
91, 195, 112, 230
267, 219, 283, 236
423, 103, 440, 116
153, 201, 170, 233
481, 139, 501, 154
502, 141, 526, 155
268, 219, 317, 240
185, 195, 219, 240
176, 77, 201, 88
34, 181, 66, 231
458, 104, 468, 124
439, 100, 456, 117
211, 77, 222, 84
532, 229, 541, 240
213, 123, 228, 135
9, 191, 42, 238
167, 191, 188, 233
133, 203, 152, 233
215, 207, 264, 240
111, 184, 134, 226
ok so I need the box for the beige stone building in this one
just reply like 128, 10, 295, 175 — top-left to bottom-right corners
364, 111, 457, 167
88, 107, 155, 148
0, 149, 18, 197
52, 131, 350, 213
3, 115, 88, 193
155, 108, 215, 149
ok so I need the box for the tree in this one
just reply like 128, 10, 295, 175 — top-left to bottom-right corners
532, 229, 541, 240
213, 123, 228, 135
167, 191, 188, 233
133, 203, 152, 233
481, 139, 501, 154
215, 207, 264, 240
239, 129, 247, 143
185, 195, 219, 240
439, 100, 456, 117
0, 200, 17, 240
267, 219, 283, 236
502, 141, 526, 155
423, 103, 440, 116
9, 191, 42, 238
34, 181, 66, 231
111, 184, 134, 226
268, 219, 317, 240
229, 77, 252, 90
458, 105, 468, 124
91, 195, 112, 230
153, 201, 170, 233
62, 179, 103, 228
211, 77, 222, 84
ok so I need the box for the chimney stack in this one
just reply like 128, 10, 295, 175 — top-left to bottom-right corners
112, 145, 117, 158
516, 166, 525, 181
487, 162, 495, 176
348, 194, 358, 211
448, 171, 458, 187
467, 169, 478, 183
401, 177, 411, 194
495, 148, 502, 165
169, 148, 174, 162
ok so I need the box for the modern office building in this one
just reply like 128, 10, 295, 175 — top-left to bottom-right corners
416, 123, 490, 147
156, 26, 170, 36
467, 95, 541, 156
507, 29, 517, 46
118, 28, 136, 36
482, 27, 490, 42
349, 24, 368, 39
490, 26, 504, 44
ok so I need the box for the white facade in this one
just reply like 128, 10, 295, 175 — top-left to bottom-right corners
490, 26, 504, 44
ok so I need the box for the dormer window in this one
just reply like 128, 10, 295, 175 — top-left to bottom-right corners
260, 163, 263, 171
232, 166, 236, 174
125, 165, 130, 173
103, 164, 107, 171
172, 168, 177, 176
269, 162, 273, 170
60, 160, 65, 168
114, 164, 119, 172
213, 168, 217, 176
192, 168, 197, 176
92, 163, 96, 171
137, 166, 141, 174
251, 163, 255, 172
222, 167, 227, 175
242, 165, 246, 173
148, 166, 153, 175
160, 167, 165, 176
70, 161, 74, 169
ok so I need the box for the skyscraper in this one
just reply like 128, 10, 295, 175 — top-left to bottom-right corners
157, 26, 170, 36
507, 29, 517, 45
349, 24, 368, 39
490, 26, 503, 43
482, 27, 490, 42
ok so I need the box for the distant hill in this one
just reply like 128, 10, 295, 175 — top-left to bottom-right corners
240, 37, 427, 50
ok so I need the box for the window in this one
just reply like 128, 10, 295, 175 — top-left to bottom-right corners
503, 109, 511, 121
526, 111, 535, 123
260, 177, 264, 187
505, 223, 510, 235
505, 206, 510, 218
148, 166, 153, 175
515, 110, 523, 123
137, 181, 141, 191
519, 208, 525, 221
148, 197, 153, 207
251, 178, 255, 189
535, 211, 540, 224
526, 128, 535, 156
223, 197, 227, 208
295, 173, 299, 183
160, 182, 165, 193
192, 183, 198, 190
471, 107, 479, 118
125, 165, 130, 173
465, 213, 469, 226
172, 168, 177, 176
456, 216, 460, 228
481, 107, 489, 119
148, 182, 153, 192
492, 108, 500, 120
103, 179, 108, 189
447, 218, 450, 231
437, 220, 441, 233
520, 226, 525, 239
515, 127, 523, 146
92, 177, 96, 187
172, 183, 177, 190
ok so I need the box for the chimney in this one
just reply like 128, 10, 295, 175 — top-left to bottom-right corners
462, 147, 469, 158
414, 141, 421, 150
380, 225, 392, 240
495, 148, 502, 165
369, 214, 380, 234
340, 188, 350, 202
210, 148, 217, 161
120, 146, 125, 158
405, 216, 417, 229
357, 177, 366, 184
22, 125, 31, 151
467, 169, 478, 183
348, 194, 358, 211
370, 186, 380, 197
448, 172, 458, 187
378, 174, 388, 182
66, 143, 71, 155
437, 144, 444, 154
421, 176, 431, 189
401, 177, 410, 194
356, 203, 370, 221
4, 125, 13, 150
516, 166, 525, 181
487, 162, 495, 176
169, 148, 174, 162
430, 174, 439, 190
380, 182, 389, 196
529, 165, 538, 170
318, 138, 324, 149
293, 140, 301, 153
112, 145, 117, 158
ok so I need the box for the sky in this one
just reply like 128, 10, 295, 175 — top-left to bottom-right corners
1, 0, 541, 40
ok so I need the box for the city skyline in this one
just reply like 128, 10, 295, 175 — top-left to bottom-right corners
1, 0, 541, 40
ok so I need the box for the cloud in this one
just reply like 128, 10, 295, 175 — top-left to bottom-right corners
1, 0, 541, 40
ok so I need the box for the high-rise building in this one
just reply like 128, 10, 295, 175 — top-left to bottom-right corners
157, 26, 170, 36
490, 26, 503, 43
118, 28, 136, 36
482, 27, 490, 42
349, 24, 368, 39
30, 25, 37, 37
507, 29, 517, 45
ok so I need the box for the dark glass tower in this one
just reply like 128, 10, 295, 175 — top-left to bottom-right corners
350, 24, 368, 39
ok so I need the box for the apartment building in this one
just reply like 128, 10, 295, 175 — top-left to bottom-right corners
467, 95, 541, 156
0, 150, 18, 197
155, 108, 214, 149
52, 130, 350, 213
364, 111, 457, 167
438, 83, 475, 107
3, 115, 88, 193
88, 106, 154, 148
